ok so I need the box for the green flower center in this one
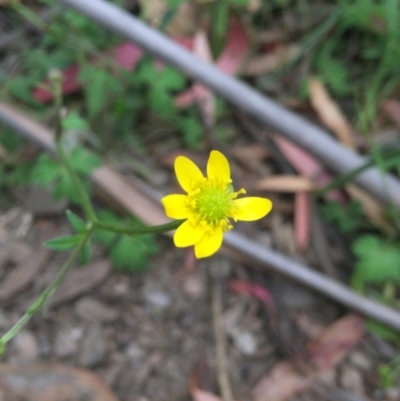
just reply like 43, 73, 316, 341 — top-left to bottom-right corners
195, 187, 231, 223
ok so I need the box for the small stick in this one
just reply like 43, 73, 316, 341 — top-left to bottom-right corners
211, 274, 233, 401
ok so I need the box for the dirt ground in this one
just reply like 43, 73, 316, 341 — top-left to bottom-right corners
0, 202, 398, 401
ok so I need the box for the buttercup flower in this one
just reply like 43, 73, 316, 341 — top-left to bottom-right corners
162, 150, 273, 258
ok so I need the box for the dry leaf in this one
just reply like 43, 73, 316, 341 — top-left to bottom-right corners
294, 192, 310, 253
252, 314, 364, 401
0, 364, 118, 401
242, 44, 300, 76
272, 135, 346, 203
255, 175, 316, 192
192, 389, 224, 401
0, 247, 50, 300
140, 0, 197, 36
346, 184, 394, 234
48, 260, 111, 307
192, 29, 216, 126
308, 78, 355, 149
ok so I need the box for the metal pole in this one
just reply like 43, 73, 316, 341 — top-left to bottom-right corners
58, 0, 400, 209
2, 101, 400, 329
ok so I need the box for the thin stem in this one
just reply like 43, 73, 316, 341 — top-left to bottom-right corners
0, 229, 92, 352
93, 219, 184, 235
51, 75, 97, 222
55, 141, 97, 221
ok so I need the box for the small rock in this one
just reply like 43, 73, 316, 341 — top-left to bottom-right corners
12, 330, 39, 363
339, 365, 364, 395
75, 297, 119, 323
78, 325, 106, 367
126, 342, 145, 362
386, 387, 400, 401
143, 284, 171, 309
54, 327, 83, 358
230, 329, 257, 355
182, 274, 204, 299
350, 351, 372, 370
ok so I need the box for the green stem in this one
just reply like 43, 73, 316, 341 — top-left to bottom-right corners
0, 230, 92, 353
55, 141, 97, 221
51, 76, 96, 222
93, 219, 184, 235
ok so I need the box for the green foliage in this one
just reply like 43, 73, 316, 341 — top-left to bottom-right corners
314, 40, 350, 96
321, 200, 368, 235
66, 209, 86, 232
79, 66, 124, 118
136, 61, 186, 118
31, 147, 101, 202
366, 319, 400, 345
44, 234, 82, 251
93, 210, 158, 271
352, 235, 400, 290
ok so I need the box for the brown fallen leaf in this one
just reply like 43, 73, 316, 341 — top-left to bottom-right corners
308, 80, 393, 233
0, 222, 55, 300
0, 247, 50, 300
255, 175, 316, 192
346, 184, 394, 234
231, 145, 270, 175
192, 389, 231, 401
308, 78, 355, 149
92, 166, 170, 227
48, 259, 111, 308
294, 192, 310, 253
242, 44, 300, 76
0, 364, 119, 401
252, 314, 364, 401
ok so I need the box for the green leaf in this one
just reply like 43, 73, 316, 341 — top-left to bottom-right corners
68, 147, 101, 174
80, 240, 92, 265
352, 235, 400, 284
80, 66, 123, 117
31, 154, 61, 187
93, 209, 158, 271
66, 210, 86, 232
110, 234, 158, 271
366, 319, 400, 344
44, 234, 81, 251
62, 111, 89, 131
321, 200, 367, 235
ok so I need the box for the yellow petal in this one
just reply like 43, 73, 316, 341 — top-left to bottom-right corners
230, 197, 273, 221
194, 227, 224, 258
174, 220, 205, 248
207, 150, 230, 183
161, 194, 191, 219
175, 156, 205, 193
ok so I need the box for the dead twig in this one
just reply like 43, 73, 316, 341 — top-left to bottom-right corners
210, 263, 233, 401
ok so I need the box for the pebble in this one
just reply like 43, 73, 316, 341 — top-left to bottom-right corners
230, 329, 257, 355
54, 327, 83, 358
143, 284, 171, 309
75, 297, 119, 323
339, 365, 364, 395
350, 351, 373, 370
12, 330, 39, 363
78, 325, 107, 367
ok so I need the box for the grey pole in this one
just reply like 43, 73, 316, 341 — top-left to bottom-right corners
58, 0, 400, 209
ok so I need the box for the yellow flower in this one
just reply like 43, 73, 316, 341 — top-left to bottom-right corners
162, 150, 273, 258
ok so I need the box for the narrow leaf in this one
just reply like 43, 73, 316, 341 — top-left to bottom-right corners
44, 235, 81, 251
66, 210, 86, 233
